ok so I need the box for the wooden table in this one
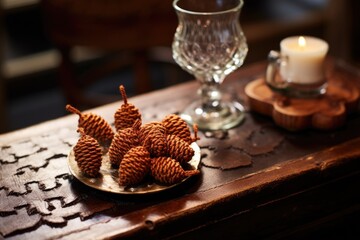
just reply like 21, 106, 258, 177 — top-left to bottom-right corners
1, 61, 360, 239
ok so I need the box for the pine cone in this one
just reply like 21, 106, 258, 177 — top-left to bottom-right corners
162, 114, 192, 144
66, 104, 114, 146
139, 122, 167, 157
139, 121, 165, 143
108, 119, 142, 166
119, 146, 151, 186
74, 128, 102, 177
150, 157, 199, 185
114, 85, 142, 131
166, 134, 194, 165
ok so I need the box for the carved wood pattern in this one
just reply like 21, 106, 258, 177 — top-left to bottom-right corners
1, 61, 360, 239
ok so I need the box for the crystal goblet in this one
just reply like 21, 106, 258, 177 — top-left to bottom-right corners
172, 0, 248, 130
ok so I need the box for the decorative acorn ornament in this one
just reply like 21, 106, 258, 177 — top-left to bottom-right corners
114, 85, 142, 131
139, 121, 167, 157
108, 119, 142, 167
119, 146, 151, 186
162, 114, 193, 144
150, 157, 200, 185
165, 134, 194, 165
66, 104, 114, 146
73, 128, 102, 177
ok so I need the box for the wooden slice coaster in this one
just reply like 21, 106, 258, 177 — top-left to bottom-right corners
245, 69, 360, 131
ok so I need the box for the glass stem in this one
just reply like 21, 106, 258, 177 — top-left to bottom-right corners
198, 82, 222, 111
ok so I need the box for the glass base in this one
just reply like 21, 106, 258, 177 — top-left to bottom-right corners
180, 100, 245, 131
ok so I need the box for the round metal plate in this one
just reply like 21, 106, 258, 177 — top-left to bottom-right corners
67, 142, 201, 194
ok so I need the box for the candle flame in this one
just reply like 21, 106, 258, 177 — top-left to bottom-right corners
298, 36, 306, 48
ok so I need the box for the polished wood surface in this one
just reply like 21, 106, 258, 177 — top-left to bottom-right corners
1, 61, 360, 239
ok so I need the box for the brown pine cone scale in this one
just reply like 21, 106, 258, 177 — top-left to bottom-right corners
166, 134, 194, 164
114, 85, 142, 131
108, 120, 141, 166
162, 114, 192, 144
150, 157, 199, 185
140, 121, 167, 157
66, 104, 114, 146
119, 146, 151, 186
74, 129, 102, 177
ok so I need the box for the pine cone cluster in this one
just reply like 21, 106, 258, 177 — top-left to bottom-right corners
68, 85, 200, 187
115, 114, 200, 186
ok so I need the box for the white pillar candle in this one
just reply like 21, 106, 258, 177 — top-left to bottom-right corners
280, 36, 329, 84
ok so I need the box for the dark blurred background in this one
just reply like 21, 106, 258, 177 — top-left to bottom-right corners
0, 0, 359, 134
